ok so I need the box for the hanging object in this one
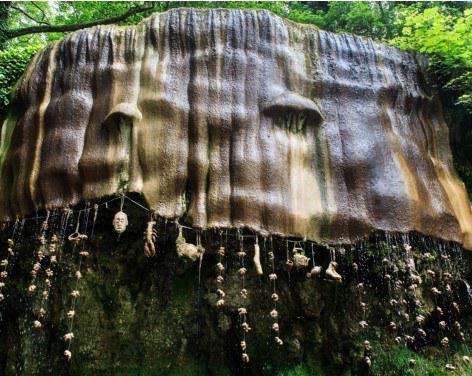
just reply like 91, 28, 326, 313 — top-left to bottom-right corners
68, 214, 88, 244
325, 261, 342, 283
112, 196, 128, 235
253, 237, 263, 275
307, 244, 321, 278
63, 209, 91, 362
237, 232, 251, 363
307, 265, 322, 278
325, 249, 342, 283
112, 211, 128, 235
143, 220, 157, 257
176, 225, 204, 261
292, 245, 309, 269
0, 234, 16, 302
215, 232, 226, 307
267, 237, 283, 347
28, 213, 51, 329
35, 234, 59, 326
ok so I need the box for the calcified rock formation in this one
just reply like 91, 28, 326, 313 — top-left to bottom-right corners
0, 8, 471, 248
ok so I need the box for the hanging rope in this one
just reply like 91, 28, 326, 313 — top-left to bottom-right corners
237, 231, 251, 363
216, 231, 226, 308
268, 236, 283, 346
0, 218, 23, 303
63, 206, 91, 361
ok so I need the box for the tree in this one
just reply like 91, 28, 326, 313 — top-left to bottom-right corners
0, 1, 158, 45
392, 6, 472, 114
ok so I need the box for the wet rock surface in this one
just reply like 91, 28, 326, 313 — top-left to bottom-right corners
0, 8, 471, 248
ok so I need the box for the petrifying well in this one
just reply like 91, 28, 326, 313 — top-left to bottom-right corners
0, 8, 471, 248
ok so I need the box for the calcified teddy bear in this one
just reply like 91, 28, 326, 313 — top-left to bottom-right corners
175, 226, 204, 262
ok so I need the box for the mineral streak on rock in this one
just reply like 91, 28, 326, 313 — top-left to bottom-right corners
0, 8, 471, 248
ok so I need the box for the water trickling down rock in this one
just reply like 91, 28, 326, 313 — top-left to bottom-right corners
0, 8, 471, 250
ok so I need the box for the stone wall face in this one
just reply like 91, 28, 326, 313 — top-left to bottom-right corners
0, 8, 471, 248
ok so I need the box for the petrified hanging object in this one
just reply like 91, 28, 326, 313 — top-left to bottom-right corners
0, 237, 15, 302
112, 211, 128, 235
292, 246, 309, 269
0, 9, 471, 250
64, 212, 91, 362
267, 238, 283, 347
237, 234, 251, 363
307, 265, 322, 278
34, 234, 59, 327
143, 220, 157, 257
253, 239, 263, 275
325, 262, 342, 283
28, 216, 50, 329
325, 250, 342, 283
68, 215, 88, 244
215, 233, 226, 307
175, 226, 204, 261
307, 244, 321, 278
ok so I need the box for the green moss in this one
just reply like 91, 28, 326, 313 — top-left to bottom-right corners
370, 344, 472, 376
274, 360, 324, 376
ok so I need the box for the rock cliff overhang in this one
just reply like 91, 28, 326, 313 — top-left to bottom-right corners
0, 8, 471, 249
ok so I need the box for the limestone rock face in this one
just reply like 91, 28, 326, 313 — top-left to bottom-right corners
0, 8, 471, 248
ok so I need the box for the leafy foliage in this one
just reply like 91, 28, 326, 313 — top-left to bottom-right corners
311, 2, 399, 39
392, 6, 472, 113
0, 42, 43, 115
393, 7, 471, 66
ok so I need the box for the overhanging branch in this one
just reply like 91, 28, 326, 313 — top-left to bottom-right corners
5, 3, 154, 40
11, 5, 50, 26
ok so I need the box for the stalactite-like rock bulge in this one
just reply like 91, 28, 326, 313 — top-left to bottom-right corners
0, 8, 471, 249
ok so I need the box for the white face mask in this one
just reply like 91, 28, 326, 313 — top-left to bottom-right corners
112, 211, 128, 234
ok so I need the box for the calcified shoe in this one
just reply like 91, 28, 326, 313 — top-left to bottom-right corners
325, 261, 342, 283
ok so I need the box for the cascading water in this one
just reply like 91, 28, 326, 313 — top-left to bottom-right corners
0, 8, 471, 375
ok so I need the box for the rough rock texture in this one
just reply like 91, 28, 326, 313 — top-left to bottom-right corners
0, 8, 471, 248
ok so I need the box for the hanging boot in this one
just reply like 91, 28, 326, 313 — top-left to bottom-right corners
325, 261, 342, 283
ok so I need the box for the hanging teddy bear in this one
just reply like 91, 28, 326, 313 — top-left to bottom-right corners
292, 246, 309, 269
175, 225, 204, 261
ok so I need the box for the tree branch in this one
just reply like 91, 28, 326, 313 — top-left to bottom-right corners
11, 5, 50, 26
31, 2, 48, 23
5, 3, 154, 40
